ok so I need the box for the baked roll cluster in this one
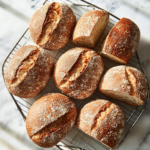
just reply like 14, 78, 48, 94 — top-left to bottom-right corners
4, 1, 148, 149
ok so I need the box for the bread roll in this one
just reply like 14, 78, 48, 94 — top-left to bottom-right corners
29, 2, 76, 51
53, 47, 104, 99
26, 93, 77, 148
77, 99, 125, 149
4, 45, 54, 98
99, 66, 148, 106
73, 10, 109, 48
99, 17, 140, 64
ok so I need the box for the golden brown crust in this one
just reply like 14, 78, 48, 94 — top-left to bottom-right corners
29, 2, 76, 51
77, 99, 125, 149
4, 45, 54, 98
26, 93, 77, 148
32, 119, 74, 148
126, 67, 148, 101
53, 48, 83, 85
99, 66, 148, 105
99, 66, 132, 95
100, 17, 140, 64
29, 4, 50, 44
53, 47, 104, 99
73, 10, 109, 48
77, 100, 109, 134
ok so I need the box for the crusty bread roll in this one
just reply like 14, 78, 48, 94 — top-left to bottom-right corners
26, 93, 77, 148
29, 2, 76, 51
77, 99, 125, 149
99, 66, 148, 106
73, 10, 109, 48
99, 17, 140, 64
53, 47, 104, 99
4, 45, 54, 98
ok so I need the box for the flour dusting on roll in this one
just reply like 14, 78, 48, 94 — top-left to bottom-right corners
53, 47, 104, 99
26, 93, 77, 148
73, 10, 109, 48
4, 45, 54, 98
99, 17, 140, 64
77, 99, 125, 149
99, 66, 148, 106
29, 2, 76, 51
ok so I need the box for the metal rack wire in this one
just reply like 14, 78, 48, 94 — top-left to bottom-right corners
2, 0, 150, 150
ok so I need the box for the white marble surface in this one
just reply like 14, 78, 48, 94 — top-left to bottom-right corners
0, 0, 150, 150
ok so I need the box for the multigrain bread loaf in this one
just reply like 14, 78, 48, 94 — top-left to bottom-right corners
77, 99, 125, 149
4, 45, 54, 98
73, 10, 109, 48
99, 17, 140, 64
53, 47, 104, 99
29, 2, 76, 51
99, 66, 148, 106
26, 93, 77, 148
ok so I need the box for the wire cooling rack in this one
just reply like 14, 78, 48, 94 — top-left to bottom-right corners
2, 0, 150, 150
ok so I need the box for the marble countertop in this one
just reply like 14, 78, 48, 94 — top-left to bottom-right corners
0, 0, 150, 150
